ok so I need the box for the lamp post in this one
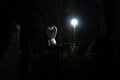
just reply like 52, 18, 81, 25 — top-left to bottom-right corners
71, 18, 78, 45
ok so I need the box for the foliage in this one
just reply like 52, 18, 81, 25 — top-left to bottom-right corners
84, 40, 96, 61
59, 43, 78, 60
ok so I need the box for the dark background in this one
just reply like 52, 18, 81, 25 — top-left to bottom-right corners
0, 0, 120, 80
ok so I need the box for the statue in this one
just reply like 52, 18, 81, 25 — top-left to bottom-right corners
46, 26, 57, 46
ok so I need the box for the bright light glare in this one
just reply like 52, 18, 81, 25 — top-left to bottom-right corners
71, 19, 78, 27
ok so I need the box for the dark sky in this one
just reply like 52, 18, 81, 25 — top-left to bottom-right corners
1, 0, 120, 80
1, 0, 99, 44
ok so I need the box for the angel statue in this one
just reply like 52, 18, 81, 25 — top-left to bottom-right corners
46, 26, 57, 46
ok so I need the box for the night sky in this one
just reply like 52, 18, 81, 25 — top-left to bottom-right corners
0, 0, 120, 80
1, 0, 98, 44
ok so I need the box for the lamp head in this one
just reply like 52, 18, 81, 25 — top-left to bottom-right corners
71, 18, 78, 27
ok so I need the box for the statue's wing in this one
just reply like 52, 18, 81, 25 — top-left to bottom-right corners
52, 26, 57, 37
46, 27, 51, 39
46, 26, 57, 39
53, 26, 57, 33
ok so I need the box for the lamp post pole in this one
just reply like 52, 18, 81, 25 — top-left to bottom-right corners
71, 18, 78, 46
74, 25, 76, 45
